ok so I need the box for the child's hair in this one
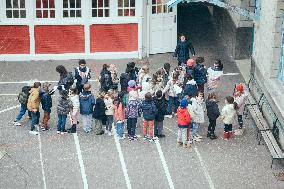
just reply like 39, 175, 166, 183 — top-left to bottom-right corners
102, 64, 109, 70
208, 93, 217, 100
225, 96, 238, 110
163, 63, 171, 72
83, 83, 91, 91
196, 57, 205, 64
97, 92, 105, 99
151, 74, 158, 85
42, 82, 50, 91
34, 82, 41, 88
116, 92, 124, 107
145, 92, 152, 101
214, 59, 223, 70
56, 65, 68, 78
69, 87, 78, 95
197, 91, 204, 98
156, 90, 163, 98
79, 59, 86, 65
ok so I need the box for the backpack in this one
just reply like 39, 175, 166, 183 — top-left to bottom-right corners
18, 92, 28, 104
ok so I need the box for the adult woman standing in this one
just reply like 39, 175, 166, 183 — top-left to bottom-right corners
173, 35, 196, 66
55, 65, 74, 92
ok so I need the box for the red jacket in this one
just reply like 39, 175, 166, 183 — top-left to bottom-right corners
177, 107, 191, 128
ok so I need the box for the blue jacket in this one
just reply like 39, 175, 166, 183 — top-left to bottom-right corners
41, 92, 52, 113
79, 91, 95, 115
141, 100, 157, 121
193, 64, 207, 85
183, 79, 198, 98
174, 41, 195, 63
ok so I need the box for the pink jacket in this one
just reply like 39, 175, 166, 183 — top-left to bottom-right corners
114, 103, 125, 121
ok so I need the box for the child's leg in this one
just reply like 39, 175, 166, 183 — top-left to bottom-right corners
42, 111, 50, 128
157, 121, 163, 136
36, 111, 40, 125
224, 124, 230, 140
127, 119, 131, 136
132, 118, 137, 137
182, 128, 187, 145
177, 128, 182, 143
237, 115, 243, 129
87, 114, 93, 132
228, 124, 233, 138
61, 115, 67, 132
149, 120, 154, 138
15, 104, 27, 122
81, 115, 87, 132
57, 114, 62, 132
154, 121, 158, 136
167, 97, 173, 115
173, 97, 179, 113
192, 122, 198, 137
143, 120, 148, 136
30, 112, 37, 131
107, 116, 113, 132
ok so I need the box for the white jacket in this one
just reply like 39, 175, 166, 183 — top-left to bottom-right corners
221, 104, 236, 124
234, 92, 248, 115
163, 79, 179, 97
70, 95, 79, 115
104, 98, 114, 115
188, 97, 205, 123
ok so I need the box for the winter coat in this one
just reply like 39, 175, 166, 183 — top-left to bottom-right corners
100, 69, 113, 91
114, 102, 125, 121
194, 64, 207, 85
120, 73, 131, 92
183, 79, 198, 98
141, 100, 157, 121
154, 97, 168, 122
188, 98, 205, 123
234, 93, 247, 115
104, 98, 114, 115
57, 96, 73, 115
174, 41, 195, 63
221, 104, 236, 124
177, 107, 191, 128
41, 92, 52, 113
206, 100, 220, 120
75, 66, 91, 88
27, 88, 40, 111
79, 91, 95, 115
186, 66, 195, 77
207, 67, 223, 90
58, 72, 74, 91
70, 95, 80, 115
163, 79, 178, 97
93, 98, 106, 120
126, 100, 141, 118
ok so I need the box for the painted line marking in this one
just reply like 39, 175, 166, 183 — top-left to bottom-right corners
164, 126, 216, 189
0, 79, 98, 84
113, 128, 132, 189
0, 94, 18, 96
0, 105, 20, 114
155, 139, 175, 189
73, 133, 89, 189
38, 134, 47, 189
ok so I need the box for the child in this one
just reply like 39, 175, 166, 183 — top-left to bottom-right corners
104, 92, 114, 136
177, 99, 191, 148
207, 59, 223, 92
27, 82, 41, 135
193, 57, 207, 94
93, 92, 106, 135
186, 59, 195, 77
234, 83, 248, 136
127, 80, 140, 92
109, 64, 119, 92
99, 64, 113, 93
75, 59, 91, 93
114, 92, 125, 139
206, 93, 220, 140
67, 87, 79, 133
138, 65, 151, 86
188, 92, 205, 142
183, 74, 198, 98
13, 83, 32, 126
126, 91, 140, 141
57, 90, 73, 135
154, 90, 167, 138
79, 84, 95, 133
221, 96, 237, 141
141, 92, 157, 142
40, 82, 53, 131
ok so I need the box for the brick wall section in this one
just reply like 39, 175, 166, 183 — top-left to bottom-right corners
35, 25, 85, 54
0, 26, 30, 54
90, 24, 138, 52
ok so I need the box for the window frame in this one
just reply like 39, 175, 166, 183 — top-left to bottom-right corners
62, 0, 82, 18
117, 0, 136, 17
35, 0, 56, 19
91, 0, 110, 18
5, 0, 27, 19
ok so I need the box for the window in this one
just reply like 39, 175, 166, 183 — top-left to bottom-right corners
63, 0, 81, 18
92, 0, 109, 17
36, 0, 55, 18
118, 0, 135, 17
152, 0, 173, 14
6, 0, 26, 18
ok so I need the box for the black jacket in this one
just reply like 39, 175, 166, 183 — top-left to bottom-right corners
154, 97, 168, 122
194, 64, 207, 85
206, 100, 220, 120
93, 98, 106, 120
174, 41, 195, 63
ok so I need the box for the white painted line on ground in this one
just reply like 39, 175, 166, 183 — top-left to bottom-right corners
164, 126, 216, 189
73, 133, 89, 189
113, 132, 132, 189
0, 94, 18, 96
194, 147, 216, 189
0, 79, 98, 84
155, 139, 175, 189
0, 105, 20, 114
38, 134, 47, 189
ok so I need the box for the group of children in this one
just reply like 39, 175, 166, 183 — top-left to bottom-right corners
13, 57, 247, 147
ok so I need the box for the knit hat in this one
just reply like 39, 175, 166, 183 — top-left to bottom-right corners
129, 91, 138, 101
236, 83, 244, 93
180, 99, 188, 108
187, 59, 195, 67
128, 80, 136, 88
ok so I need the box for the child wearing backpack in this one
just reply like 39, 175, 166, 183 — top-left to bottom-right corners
93, 92, 106, 135
67, 87, 79, 133
27, 82, 41, 135
99, 64, 113, 93
104, 92, 114, 136
114, 92, 125, 139
141, 92, 158, 142
177, 99, 191, 148
13, 83, 32, 126
79, 84, 95, 133
206, 93, 220, 140
221, 96, 237, 141
75, 59, 91, 93
154, 90, 167, 138
126, 91, 140, 141
40, 82, 53, 131
234, 83, 248, 136
57, 90, 73, 135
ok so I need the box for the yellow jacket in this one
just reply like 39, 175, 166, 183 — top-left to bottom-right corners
27, 88, 40, 111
